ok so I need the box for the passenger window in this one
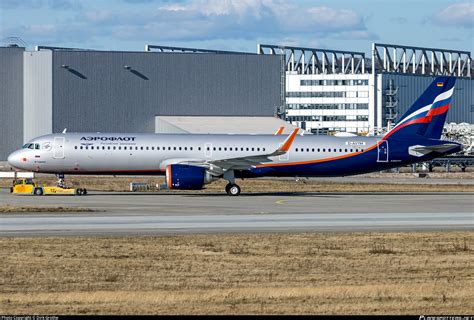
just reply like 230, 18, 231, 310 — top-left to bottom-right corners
190, 147, 193, 151
339, 149, 342, 152
141, 147, 144, 150
74, 146, 77, 150
219, 147, 222, 151
257, 148, 260, 151
178, 147, 182, 150
229, 147, 232, 151
118, 147, 121, 150
312, 148, 314, 152
173, 147, 176, 150
246, 148, 249, 151
224, 147, 227, 151
306, 148, 309, 152
91, 146, 95, 150
295, 148, 298, 152
241, 147, 244, 151
113, 146, 116, 150
102, 146, 105, 150
85, 146, 89, 150
263, 148, 266, 151
168, 147, 171, 150
251, 148, 255, 151
317, 148, 320, 152
356, 149, 359, 152
322, 148, 325, 152
184, 147, 187, 151
198, 147, 201, 151
146, 147, 149, 150
345, 149, 348, 152
80, 146, 83, 150
213, 147, 216, 151
350, 149, 353, 152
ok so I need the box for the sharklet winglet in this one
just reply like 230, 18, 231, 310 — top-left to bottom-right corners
278, 128, 299, 153
274, 127, 284, 135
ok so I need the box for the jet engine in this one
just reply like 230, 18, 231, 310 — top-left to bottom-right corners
165, 164, 217, 190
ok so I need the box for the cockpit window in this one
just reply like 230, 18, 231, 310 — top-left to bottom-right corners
23, 143, 36, 149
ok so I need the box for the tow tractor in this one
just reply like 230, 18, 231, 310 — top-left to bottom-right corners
10, 178, 87, 196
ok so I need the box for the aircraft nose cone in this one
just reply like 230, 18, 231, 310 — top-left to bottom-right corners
7, 151, 22, 169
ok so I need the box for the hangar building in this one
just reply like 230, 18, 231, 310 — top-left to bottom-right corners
0, 45, 284, 160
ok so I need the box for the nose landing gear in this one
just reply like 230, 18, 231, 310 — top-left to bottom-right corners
56, 173, 66, 188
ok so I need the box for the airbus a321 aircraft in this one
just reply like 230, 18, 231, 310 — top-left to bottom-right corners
8, 76, 461, 195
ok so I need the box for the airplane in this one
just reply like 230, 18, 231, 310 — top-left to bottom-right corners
8, 76, 462, 196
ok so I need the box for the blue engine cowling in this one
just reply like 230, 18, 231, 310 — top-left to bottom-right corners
166, 164, 215, 190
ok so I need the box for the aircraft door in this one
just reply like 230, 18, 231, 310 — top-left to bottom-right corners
377, 140, 389, 162
53, 137, 65, 159
204, 143, 212, 158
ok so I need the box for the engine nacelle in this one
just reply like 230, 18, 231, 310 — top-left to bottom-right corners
166, 164, 216, 190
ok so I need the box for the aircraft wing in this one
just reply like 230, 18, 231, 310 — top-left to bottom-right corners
162, 128, 299, 173
209, 128, 298, 170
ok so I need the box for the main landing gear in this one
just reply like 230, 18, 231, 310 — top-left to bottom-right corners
225, 183, 241, 196
224, 170, 241, 196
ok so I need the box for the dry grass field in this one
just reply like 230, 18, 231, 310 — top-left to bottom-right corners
1, 232, 473, 314
1, 175, 473, 193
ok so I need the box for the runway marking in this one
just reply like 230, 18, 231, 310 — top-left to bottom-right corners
276, 199, 303, 205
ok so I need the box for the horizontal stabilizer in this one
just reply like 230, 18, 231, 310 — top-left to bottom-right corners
409, 143, 460, 157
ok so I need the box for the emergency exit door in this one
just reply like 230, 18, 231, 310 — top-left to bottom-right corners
377, 140, 389, 162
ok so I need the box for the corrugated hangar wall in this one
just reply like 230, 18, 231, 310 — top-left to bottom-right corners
0, 47, 24, 160
382, 73, 473, 124
51, 51, 283, 134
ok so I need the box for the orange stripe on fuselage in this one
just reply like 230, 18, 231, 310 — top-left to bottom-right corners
256, 142, 380, 168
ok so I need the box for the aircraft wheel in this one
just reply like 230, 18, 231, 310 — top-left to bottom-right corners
34, 188, 44, 196
227, 184, 241, 196
82, 188, 87, 195
225, 183, 232, 194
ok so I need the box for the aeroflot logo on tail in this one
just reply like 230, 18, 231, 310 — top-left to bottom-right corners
80, 136, 136, 141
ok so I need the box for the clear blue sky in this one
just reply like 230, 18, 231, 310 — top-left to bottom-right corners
1, 0, 472, 54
